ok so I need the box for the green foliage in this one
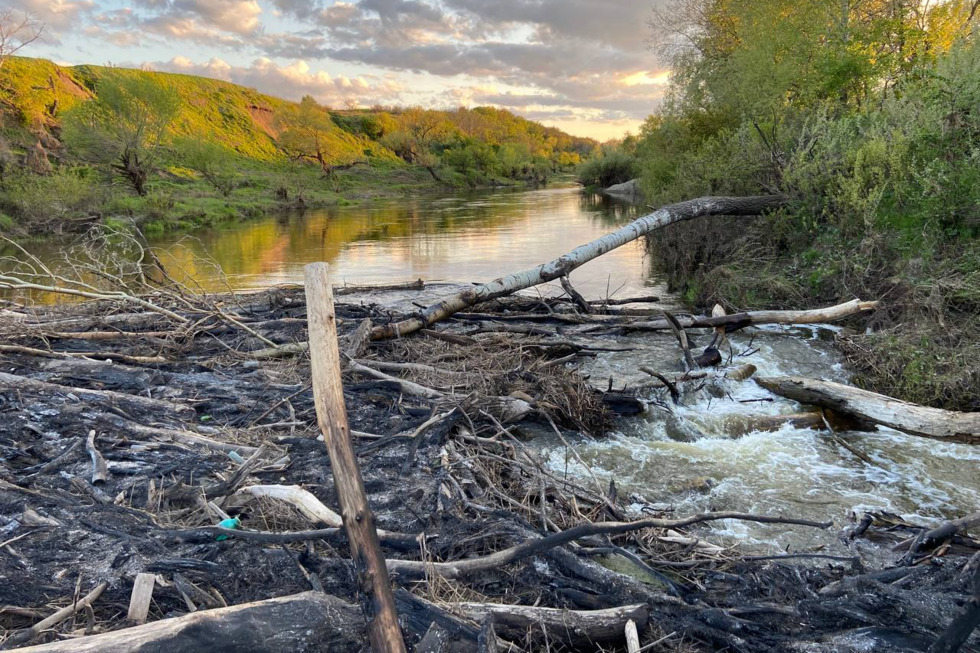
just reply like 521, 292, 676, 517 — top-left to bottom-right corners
2, 166, 104, 228
577, 149, 637, 188
175, 137, 239, 196
640, 0, 980, 408
62, 71, 181, 196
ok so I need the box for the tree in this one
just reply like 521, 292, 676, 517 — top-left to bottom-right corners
62, 72, 180, 196
0, 10, 43, 70
276, 95, 340, 173
176, 138, 237, 196
381, 107, 454, 181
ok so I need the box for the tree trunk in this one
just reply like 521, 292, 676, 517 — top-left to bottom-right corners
624, 299, 878, 332
369, 195, 787, 339
755, 376, 980, 443
424, 165, 442, 182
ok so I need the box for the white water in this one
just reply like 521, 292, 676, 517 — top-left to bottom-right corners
534, 325, 980, 553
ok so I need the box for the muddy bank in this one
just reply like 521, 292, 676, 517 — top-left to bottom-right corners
0, 285, 978, 652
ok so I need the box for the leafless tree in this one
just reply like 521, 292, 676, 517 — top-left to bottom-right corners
0, 10, 44, 70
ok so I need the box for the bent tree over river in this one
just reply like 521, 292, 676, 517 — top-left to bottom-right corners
4, 184, 978, 553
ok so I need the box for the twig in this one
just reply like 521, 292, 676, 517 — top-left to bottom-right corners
5, 580, 109, 647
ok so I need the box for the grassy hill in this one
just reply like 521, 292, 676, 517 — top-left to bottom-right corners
1, 57, 388, 163
0, 57, 594, 235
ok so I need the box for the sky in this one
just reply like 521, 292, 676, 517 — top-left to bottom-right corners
10, 0, 672, 140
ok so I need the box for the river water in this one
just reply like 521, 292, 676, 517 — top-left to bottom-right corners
4, 184, 978, 552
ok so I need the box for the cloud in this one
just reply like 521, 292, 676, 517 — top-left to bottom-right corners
443, 0, 655, 51
133, 0, 263, 35
19, 0, 673, 139
5, 0, 95, 34
151, 55, 405, 106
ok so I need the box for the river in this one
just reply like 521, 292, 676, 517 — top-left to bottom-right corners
3, 183, 978, 553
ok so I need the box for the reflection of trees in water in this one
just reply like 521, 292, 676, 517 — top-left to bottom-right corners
579, 192, 643, 227
4, 187, 657, 298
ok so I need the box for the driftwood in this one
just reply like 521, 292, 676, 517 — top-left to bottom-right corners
7, 592, 365, 652
453, 602, 648, 645
305, 262, 406, 653
386, 511, 829, 580
909, 511, 980, 560
370, 195, 787, 339
5, 581, 109, 648
127, 573, 157, 625
755, 376, 980, 443
236, 485, 343, 527
625, 299, 879, 332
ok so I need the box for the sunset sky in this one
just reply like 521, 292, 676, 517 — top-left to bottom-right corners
11, 0, 670, 140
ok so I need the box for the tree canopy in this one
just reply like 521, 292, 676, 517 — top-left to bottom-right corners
62, 72, 180, 196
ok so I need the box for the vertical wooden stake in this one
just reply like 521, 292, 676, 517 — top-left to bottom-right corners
127, 573, 156, 624
304, 262, 406, 653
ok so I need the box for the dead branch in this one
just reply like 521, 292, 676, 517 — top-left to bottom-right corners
386, 511, 830, 580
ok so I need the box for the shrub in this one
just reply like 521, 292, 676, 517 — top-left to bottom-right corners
576, 150, 637, 188
3, 167, 104, 230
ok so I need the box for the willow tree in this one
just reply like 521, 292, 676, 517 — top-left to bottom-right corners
63, 73, 180, 196
275, 95, 339, 173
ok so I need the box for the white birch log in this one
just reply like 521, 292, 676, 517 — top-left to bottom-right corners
370, 195, 788, 339
624, 299, 878, 332
755, 376, 980, 443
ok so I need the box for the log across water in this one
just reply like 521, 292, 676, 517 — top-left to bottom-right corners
370, 195, 788, 339
756, 376, 980, 443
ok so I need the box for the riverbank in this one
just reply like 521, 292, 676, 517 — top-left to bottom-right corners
2, 281, 978, 651
0, 157, 468, 238
645, 213, 980, 414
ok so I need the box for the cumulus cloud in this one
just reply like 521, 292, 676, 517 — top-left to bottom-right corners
133, 0, 262, 35
16, 0, 673, 138
5, 0, 95, 35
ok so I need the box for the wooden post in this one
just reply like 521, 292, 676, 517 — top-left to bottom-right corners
304, 262, 406, 653
127, 573, 156, 624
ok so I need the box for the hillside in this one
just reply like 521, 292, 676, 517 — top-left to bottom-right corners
0, 57, 595, 234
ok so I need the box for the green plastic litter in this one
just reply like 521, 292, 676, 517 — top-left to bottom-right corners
216, 517, 241, 541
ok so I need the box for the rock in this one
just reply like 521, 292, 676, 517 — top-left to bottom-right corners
602, 178, 641, 198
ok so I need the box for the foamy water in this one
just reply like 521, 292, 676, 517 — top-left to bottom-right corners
535, 324, 980, 553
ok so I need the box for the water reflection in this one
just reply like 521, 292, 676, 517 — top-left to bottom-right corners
1, 185, 662, 303
142, 184, 658, 297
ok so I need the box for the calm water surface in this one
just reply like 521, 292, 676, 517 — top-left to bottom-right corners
148, 184, 658, 298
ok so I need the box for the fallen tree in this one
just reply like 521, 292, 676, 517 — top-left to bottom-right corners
623, 299, 879, 333
370, 195, 788, 339
7, 592, 365, 652
755, 376, 980, 443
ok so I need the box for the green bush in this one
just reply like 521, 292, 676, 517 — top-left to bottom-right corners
2, 167, 104, 230
576, 150, 637, 188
